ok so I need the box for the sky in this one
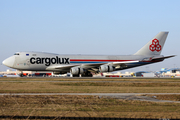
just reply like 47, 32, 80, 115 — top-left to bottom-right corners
0, 0, 180, 72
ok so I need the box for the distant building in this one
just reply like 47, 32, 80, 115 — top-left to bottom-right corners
0, 69, 52, 77
159, 68, 180, 77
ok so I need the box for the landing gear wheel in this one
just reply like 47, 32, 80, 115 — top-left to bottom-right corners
20, 74, 24, 77
81, 72, 93, 77
72, 75, 80, 77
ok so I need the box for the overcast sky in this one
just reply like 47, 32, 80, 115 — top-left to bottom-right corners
0, 0, 180, 72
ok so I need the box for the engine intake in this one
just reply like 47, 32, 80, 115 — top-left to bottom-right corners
99, 65, 114, 72
70, 67, 85, 75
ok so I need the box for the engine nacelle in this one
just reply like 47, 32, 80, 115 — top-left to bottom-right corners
99, 65, 114, 72
70, 67, 85, 75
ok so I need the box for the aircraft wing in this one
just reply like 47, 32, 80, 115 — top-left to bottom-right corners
111, 61, 139, 65
47, 55, 173, 73
53, 63, 105, 72
53, 61, 140, 73
54, 64, 79, 70
46, 64, 79, 71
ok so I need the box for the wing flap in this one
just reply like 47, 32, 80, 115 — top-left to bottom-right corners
112, 61, 139, 65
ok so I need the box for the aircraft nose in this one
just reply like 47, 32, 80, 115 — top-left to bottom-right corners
2, 56, 15, 68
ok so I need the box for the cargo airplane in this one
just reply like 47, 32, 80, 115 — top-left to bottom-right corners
2, 32, 175, 77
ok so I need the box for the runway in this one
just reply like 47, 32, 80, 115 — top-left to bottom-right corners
1, 80, 180, 83
1, 93, 180, 103
1, 77, 179, 79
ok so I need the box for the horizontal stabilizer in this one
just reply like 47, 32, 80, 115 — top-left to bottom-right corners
152, 55, 176, 61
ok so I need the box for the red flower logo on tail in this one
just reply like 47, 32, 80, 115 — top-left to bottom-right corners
149, 39, 161, 52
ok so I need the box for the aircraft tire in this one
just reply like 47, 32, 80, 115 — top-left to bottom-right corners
20, 74, 24, 77
72, 75, 79, 77
81, 72, 93, 77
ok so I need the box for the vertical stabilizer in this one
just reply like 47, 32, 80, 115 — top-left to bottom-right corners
134, 32, 169, 56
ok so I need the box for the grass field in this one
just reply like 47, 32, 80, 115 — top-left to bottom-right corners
1, 77, 180, 118
1, 77, 180, 82
1, 78, 180, 93
1, 95, 180, 118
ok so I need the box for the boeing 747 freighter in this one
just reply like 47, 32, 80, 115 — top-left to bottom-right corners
2, 32, 175, 77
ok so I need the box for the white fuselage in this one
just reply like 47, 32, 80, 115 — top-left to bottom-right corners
3, 52, 162, 73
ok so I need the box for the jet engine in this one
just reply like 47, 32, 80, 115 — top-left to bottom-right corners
70, 67, 85, 75
99, 65, 114, 72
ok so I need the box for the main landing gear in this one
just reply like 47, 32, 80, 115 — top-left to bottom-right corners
72, 72, 93, 77
19, 72, 24, 77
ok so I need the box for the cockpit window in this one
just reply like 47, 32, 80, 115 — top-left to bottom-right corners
14, 53, 20, 55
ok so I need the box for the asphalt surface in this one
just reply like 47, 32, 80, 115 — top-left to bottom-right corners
1, 93, 180, 103
1, 80, 180, 83
1, 77, 179, 79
